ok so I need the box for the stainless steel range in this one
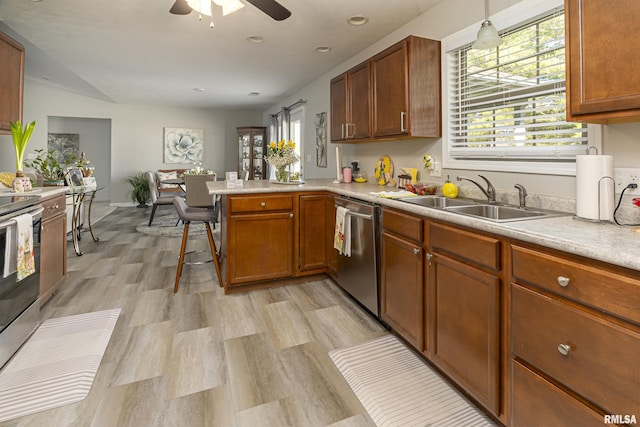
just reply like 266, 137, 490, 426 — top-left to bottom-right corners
0, 195, 43, 368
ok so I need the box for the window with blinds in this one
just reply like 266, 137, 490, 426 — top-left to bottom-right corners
447, 9, 587, 162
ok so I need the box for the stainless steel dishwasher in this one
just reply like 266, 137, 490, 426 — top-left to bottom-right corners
334, 197, 381, 318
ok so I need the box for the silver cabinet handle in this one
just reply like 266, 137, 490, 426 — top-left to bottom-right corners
557, 343, 571, 356
426, 252, 433, 262
348, 123, 355, 138
261, 202, 266, 207
557, 276, 570, 287
400, 112, 407, 133
289, 213, 293, 218
341, 123, 345, 139
413, 248, 420, 255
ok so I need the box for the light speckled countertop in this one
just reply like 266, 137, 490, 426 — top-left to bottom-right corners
208, 179, 640, 272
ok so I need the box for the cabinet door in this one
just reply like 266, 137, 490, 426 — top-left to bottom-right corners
238, 132, 252, 179
227, 212, 293, 285
381, 231, 423, 348
330, 74, 348, 142
566, 0, 640, 122
298, 194, 327, 273
429, 253, 500, 415
371, 40, 408, 137
0, 32, 24, 133
40, 213, 66, 303
325, 195, 337, 277
347, 62, 371, 140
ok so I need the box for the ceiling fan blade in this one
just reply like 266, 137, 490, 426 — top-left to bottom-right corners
169, 0, 192, 15
245, 0, 291, 21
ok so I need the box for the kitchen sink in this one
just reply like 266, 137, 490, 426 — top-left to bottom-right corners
444, 204, 565, 222
402, 196, 477, 209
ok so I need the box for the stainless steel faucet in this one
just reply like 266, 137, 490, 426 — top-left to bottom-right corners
457, 175, 496, 203
514, 184, 528, 208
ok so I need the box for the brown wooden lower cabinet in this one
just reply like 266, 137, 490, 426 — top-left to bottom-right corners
325, 195, 337, 277
380, 231, 423, 348
511, 360, 604, 427
227, 211, 293, 286
39, 194, 67, 304
429, 253, 501, 415
298, 194, 327, 274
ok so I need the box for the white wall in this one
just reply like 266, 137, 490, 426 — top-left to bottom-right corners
264, 0, 640, 199
0, 79, 263, 203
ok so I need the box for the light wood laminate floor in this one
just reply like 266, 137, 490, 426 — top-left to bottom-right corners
3, 207, 388, 427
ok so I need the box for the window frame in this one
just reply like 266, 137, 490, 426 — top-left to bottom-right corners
441, 0, 600, 176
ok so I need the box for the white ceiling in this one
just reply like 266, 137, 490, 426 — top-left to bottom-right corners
0, 0, 442, 110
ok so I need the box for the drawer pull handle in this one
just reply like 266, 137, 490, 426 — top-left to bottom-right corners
413, 248, 420, 255
557, 343, 571, 356
261, 202, 266, 207
557, 276, 570, 287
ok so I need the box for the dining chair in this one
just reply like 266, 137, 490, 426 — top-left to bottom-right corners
146, 171, 179, 226
172, 196, 223, 292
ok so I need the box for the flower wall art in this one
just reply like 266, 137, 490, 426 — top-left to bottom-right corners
163, 127, 204, 164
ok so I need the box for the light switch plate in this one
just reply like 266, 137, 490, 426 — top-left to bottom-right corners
613, 167, 640, 195
429, 161, 442, 178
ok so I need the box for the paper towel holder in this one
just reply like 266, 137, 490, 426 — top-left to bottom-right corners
574, 175, 615, 224
586, 146, 599, 155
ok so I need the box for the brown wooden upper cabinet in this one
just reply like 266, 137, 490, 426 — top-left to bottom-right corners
330, 35, 441, 143
565, 0, 640, 123
330, 61, 371, 142
0, 31, 25, 134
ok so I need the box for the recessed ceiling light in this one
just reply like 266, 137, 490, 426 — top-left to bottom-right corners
347, 15, 369, 26
315, 46, 332, 53
193, 87, 206, 92
248, 92, 260, 96
247, 36, 264, 44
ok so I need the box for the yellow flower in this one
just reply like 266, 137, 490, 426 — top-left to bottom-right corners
278, 140, 284, 149
269, 141, 276, 148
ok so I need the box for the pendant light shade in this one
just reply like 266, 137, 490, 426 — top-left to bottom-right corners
472, 0, 503, 50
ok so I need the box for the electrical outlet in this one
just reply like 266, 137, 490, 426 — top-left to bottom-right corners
429, 161, 442, 178
613, 167, 640, 195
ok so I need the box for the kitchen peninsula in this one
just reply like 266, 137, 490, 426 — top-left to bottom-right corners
208, 178, 640, 425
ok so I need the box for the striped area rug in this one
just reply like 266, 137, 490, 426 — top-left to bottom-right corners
329, 334, 496, 427
0, 308, 120, 422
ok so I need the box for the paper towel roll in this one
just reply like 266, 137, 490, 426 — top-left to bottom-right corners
576, 154, 614, 221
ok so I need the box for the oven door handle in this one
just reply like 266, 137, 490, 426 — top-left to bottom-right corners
334, 205, 373, 220
0, 207, 45, 230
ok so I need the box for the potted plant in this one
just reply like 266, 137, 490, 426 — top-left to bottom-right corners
128, 172, 150, 207
10, 120, 36, 191
24, 149, 66, 186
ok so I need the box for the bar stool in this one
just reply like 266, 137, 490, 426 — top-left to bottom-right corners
172, 196, 223, 293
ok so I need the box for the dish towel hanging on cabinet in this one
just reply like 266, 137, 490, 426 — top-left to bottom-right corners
333, 206, 351, 257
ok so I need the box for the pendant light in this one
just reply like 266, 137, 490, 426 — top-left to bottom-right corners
472, 0, 503, 50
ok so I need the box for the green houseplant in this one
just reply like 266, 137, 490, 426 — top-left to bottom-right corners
24, 149, 67, 186
10, 120, 36, 174
128, 172, 150, 207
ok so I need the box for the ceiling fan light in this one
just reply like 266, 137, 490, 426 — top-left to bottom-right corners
187, 0, 212, 16
472, 20, 503, 49
222, 1, 244, 16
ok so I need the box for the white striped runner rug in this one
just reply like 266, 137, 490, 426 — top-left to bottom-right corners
0, 308, 120, 422
329, 334, 496, 427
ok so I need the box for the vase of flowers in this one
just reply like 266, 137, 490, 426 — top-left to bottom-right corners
266, 140, 299, 182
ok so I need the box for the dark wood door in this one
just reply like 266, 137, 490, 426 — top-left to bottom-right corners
566, 0, 640, 122
381, 231, 423, 348
429, 252, 500, 415
347, 62, 371, 140
298, 194, 327, 273
325, 195, 337, 277
227, 211, 293, 285
371, 39, 408, 138
40, 212, 66, 304
330, 74, 347, 142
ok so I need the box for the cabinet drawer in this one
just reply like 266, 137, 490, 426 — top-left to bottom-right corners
512, 284, 640, 416
430, 222, 500, 271
511, 361, 603, 427
41, 195, 66, 219
382, 208, 422, 242
229, 194, 293, 214
511, 245, 640, 325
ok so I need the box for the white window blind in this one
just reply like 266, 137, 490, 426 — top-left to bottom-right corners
448, 9, 587, 162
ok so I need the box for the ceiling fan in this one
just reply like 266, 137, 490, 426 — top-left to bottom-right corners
169, 0, 291, 21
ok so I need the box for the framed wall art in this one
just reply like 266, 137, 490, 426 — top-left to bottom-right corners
163, 127, 204, 164
48, 133, 80, 164
315, 112, 327, 168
